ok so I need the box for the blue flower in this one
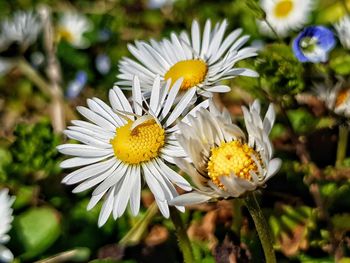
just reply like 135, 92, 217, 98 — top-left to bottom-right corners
292, 26, 336, 63
66, 70, 88, 99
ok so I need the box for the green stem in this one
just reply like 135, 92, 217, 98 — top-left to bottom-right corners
170, 207, 194, 263
244, 193, 276, 263
263, 18, 282, 43
119, 202, 158, 246
336, 125, 348, 168
16, 58, 52, 97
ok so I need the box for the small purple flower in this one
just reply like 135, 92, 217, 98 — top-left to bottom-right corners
66, 70, 88, 99
292, 26, 336, 63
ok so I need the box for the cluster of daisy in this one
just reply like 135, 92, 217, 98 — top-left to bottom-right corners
57, 19, 282, 226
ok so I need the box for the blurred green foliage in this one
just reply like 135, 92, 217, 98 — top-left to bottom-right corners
5, 120, 61, 181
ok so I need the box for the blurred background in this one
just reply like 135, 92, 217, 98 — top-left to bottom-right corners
1, 0, 350, 262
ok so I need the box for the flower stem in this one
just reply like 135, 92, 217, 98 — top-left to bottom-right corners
119, 202, 158, 246
336, 125, 348, 168
244, 193, 276, 263
17, 58, 51, 97
263, 18, 282, 43
170, 207, 194, 263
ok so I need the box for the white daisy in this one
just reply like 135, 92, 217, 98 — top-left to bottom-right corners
334, 15, 350, 50
170, 100, 282, 206
315, 80, 350, 118
258, 0, 314, 38
117, 19, 258, 98
0, 11, 42, 52
57, 12, 93, 49
58, 76, 209, 226
0, 189, 15, 263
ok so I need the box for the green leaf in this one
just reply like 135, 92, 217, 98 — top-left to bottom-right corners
12, 186, 37, 210
12, 207, 61, 259
330, 52, 350, 75
287, 109, 317, 134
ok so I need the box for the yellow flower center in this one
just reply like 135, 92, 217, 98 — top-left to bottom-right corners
335, 89, 350, 108
207, 141, 261, 187
57, 27, 74, 43
110, 120, 165, 164
274, 0, 294, 18
164, 59, 208, 91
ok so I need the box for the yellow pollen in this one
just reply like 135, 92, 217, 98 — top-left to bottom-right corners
335, 89, 350, 108
274, 0, 294, 18
57, 27, 74, 43
164, 59, 208, 91
110, 120, 165, 164
207, 141, 261, 188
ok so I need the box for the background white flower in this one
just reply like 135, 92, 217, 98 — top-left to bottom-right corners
170, 100, 281, 206
334, 15, 350, 50
315, 79, 350, 118
0, 11, 42, 52
0, 189, 15, 263
258, 0, 314, 38
58, 76, 208, 226
117, 19, 258, 98
57, 12, 93, 49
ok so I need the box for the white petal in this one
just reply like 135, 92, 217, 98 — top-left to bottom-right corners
129, 166, 141, 216
63, 158, 116, 184
0, 244, 13, 263
160, 77, 183, 119
57, 144, 112, 157
266, 158, 282, 180
77, 106, 116, 132
165, 87, 196, 127
169, 192, 211, 206
132, 76, 143, 116
60, 155, 113, 169
142, 163, 166, 201
98, 187, 115, 227
155, 159, 191, 191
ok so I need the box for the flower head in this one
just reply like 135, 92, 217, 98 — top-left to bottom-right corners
0, 189, 15, 263
58, 76, 208, 226
293, 26, 336, 63
315, 79, 350, 118
258, 0, 314, 37
117, 19, 258, 98
57, 12, 92, 49
0, 11, 42, 52
170, 100, 281, 206
334, 15, 350, 50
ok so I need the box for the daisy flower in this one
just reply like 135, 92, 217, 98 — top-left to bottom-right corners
57, 12, 93, 49
0, 11, 42, 52
315, 79, 350, 118
258, 0, 314, 38
117, 19, 258, 98
58, 76, 208, 226
170, 100, 281, 206
292, 26, 336, 63
334, 15, 350, 50
0, 11, 42, 76
0, 189, 15, 263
